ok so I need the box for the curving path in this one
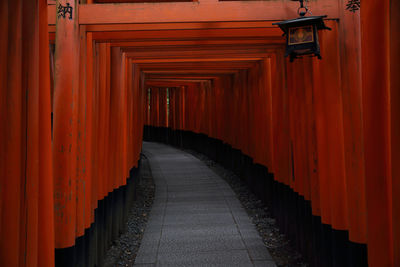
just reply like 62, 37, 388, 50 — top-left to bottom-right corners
134, 142, 276, 267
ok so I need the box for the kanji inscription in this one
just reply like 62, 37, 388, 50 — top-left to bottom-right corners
57, 3, 73, 20
346, 0, 360, 12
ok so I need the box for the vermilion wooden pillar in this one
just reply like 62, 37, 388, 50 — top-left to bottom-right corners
150, 88, 160, 127
135, 66, 143, 164
361, 1, 393, 266
38, 0, 55, 265
390, 0, 400, 265
21, 0, 40, 265
159, 88, 168, 128
271, 50, 291, 186
0, 0, 7, 244
85, 32, 94, 227
105, 43, 111, 196
76, 24, 87, 240
207, 81, 213, 136
181, 86, 186, 131
301, 57, 318, 207
338, 0, 367, 249
263, 59, 274, 168
110, 46, 123, 188
1, 1, 54, 266
126, 61, 134, 167
312, 22, 348, 232
199, 83, 205, 135
91, 42, 100, 218
1, 0, 23, 265
168, 88, 175, 130
138, 72, 145, 153
104, 43, 112, 197
97, 43, 107, 203
288, 58, 313, 201
230, 75, 236, 148
121, 53, 128, 184
53, 0, 80, 248
288, 59, 305, 195
239, 70, 249, 154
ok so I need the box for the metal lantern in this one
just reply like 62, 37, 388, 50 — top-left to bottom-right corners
273, 0, 331, 62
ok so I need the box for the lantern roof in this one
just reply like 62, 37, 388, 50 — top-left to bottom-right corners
273, 15, 331, 34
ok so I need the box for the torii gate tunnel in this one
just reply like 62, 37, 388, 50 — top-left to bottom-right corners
0, 0, 399, 266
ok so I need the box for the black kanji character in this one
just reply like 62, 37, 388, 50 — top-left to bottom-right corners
346, 0, 360, 12
57, 3, 73, 20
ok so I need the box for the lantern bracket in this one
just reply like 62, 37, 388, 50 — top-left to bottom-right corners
291, 0, 310, 17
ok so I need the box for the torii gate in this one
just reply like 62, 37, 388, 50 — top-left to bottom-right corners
0, 0, 399, 266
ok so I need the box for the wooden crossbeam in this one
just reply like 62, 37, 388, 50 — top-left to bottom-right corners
48, 1, 339, 25
131, 58, 263, 63
123, 47, 275, 57
90, 28, 283, 41
111, 39, 284, 47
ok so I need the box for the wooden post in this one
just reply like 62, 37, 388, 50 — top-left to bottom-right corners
76, 24, 87, 240
85, 32, 94, 227
391, 1, 400, 265
271, 50, 291, 186
1, 0, 23, 265
121, 53, 128, 184
110, 46, 122, 189
361, 1, 393, 266
0, 0, 7, 258
97, 43, 107, 203
21, 0, 40, 265
53, 0, 80, 249
337, 0, 367, 251
312, 21, 348, 231
38, 0, 55, 265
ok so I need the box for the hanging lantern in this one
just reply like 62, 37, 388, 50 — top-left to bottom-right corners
273, 0, 331, 62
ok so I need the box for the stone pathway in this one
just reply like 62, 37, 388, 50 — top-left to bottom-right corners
134, 142, 276, 267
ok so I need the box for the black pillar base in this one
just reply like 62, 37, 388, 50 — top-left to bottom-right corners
55, 164, 140, 267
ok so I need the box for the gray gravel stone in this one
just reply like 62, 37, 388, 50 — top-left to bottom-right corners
103, 154, 155, 267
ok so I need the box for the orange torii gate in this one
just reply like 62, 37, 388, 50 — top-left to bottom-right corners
0, 0, 399, 266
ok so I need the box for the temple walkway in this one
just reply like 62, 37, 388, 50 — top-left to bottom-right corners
134, 142, 276, 267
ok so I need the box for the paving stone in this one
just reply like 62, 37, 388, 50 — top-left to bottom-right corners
164, 207, 235, 216
157, 235, 246, 253
134, 247, 158, 264
156, 250, 254, 267
253, 260, 277, 267
162, 213, 236, 226
239, 228, 263, 238
161, 224, 239, 237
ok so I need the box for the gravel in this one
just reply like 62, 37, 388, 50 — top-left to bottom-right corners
103, 154, 155, 267
186, 150, 309, 267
